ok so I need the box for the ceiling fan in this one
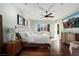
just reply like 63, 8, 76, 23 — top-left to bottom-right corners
41, 11, 54, 18
37, 3, 55, 18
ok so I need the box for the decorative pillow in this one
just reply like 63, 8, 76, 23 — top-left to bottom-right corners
19, 32, 28, 38
19, 30, 33, 38
26, 31, 31, 36
24, 33, 28, 37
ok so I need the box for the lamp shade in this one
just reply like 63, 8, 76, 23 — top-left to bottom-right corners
8, 28, 15, 33
8, 28, 15, 41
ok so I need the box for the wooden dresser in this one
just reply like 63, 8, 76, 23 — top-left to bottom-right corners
6, 39, 22, 56
61, 32, 79, 45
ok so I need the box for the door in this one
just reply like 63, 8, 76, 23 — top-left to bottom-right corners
0, 15, 4, 55
57, 24, 59, 34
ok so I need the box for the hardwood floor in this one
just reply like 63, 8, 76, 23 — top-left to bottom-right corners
50, 40, 70, 56
16, 39, 70, 56
17, 47, 50, 56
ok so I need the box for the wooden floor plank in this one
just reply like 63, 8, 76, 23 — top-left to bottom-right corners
16, 40, 70, 56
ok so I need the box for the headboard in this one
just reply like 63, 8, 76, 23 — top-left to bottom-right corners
16, 33, 22, 39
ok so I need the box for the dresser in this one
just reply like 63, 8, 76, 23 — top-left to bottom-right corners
61, 32, 79, 44
6, 39, 22, 56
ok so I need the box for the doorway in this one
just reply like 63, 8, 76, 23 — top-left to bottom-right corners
54, 23, 59, 39
0, 15, 4, 55
57, 24, 59, 34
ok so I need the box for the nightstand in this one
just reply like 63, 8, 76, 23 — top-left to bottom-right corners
6, 39, 22, 56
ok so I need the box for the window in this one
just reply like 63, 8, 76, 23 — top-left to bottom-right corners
37, 24, 50, 32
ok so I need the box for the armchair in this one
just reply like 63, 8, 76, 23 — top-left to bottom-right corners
69, 41, 79, 56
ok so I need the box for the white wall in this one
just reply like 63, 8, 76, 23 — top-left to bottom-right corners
61, 8, 79, 33
0, 4, 26, 43
58, 8, 79, 39
30, 20, 56, 37
1, 3, 79, 42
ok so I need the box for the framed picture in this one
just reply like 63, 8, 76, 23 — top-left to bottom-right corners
62, 11, 79, 28
17, 14, 25, 26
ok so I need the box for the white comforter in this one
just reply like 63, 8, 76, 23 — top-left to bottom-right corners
21, 33, 50, 44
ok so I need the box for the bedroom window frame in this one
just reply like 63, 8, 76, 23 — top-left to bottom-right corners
37, 24, 50, 32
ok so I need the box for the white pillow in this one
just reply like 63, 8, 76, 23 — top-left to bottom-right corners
19, 32, 28, 38
19, 31, 32, 37
26, 31, 31, 36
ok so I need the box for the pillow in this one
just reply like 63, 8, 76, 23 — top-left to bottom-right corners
26, 31, 31, 36
19, 30, 32, 38
28, 31, 33, 35
19, 32, 28, 38
23, 33, 28, 37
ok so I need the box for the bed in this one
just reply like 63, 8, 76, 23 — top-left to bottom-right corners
16, 31, 50, 48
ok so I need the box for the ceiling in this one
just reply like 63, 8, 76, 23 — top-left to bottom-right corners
14, 3, 79, 20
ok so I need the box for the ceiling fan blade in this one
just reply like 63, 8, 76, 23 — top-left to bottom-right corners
48, 13, 52, 16
48, 16, 54, 17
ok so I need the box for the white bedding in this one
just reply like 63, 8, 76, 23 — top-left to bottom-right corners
20, 32, 50, 44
